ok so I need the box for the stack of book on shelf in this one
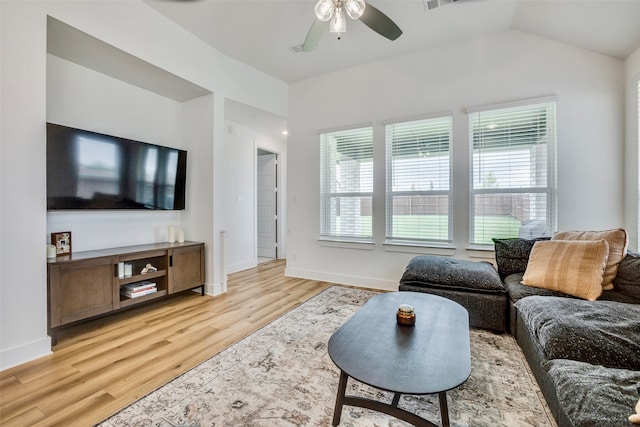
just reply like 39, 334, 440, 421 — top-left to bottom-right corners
121, 281, 157, 299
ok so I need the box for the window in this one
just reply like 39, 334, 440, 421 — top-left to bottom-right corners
385, 116, 452, 244
320, 126, 373, 241
469, 99, 557, 247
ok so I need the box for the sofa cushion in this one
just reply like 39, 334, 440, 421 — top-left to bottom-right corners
399, 255, 505, 293
505, 273, 573, 304
516, 296, 640, 370
545, 358, 640, 427
522, 239, 608, 301
507, 273, 640, 305
614, 251, 640, 301
552, 228, 628, 290
492, 237, 549, 280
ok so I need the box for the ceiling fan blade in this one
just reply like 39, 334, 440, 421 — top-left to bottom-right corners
360, 2, 402, 41
302, 19, 328, 52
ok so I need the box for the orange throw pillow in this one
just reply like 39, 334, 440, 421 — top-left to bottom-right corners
552, 228, 627, 290
522, 240, 608, 301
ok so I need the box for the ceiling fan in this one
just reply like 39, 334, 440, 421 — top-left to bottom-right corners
300, 0, 402, 52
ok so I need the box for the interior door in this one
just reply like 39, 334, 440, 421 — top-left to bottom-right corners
257, 152, 277, 258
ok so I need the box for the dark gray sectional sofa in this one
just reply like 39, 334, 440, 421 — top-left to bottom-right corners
515, 296, 640, 427
399, 243, 640, 427
508, 250, 640, 427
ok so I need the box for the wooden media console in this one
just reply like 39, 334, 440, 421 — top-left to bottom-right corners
47, 241, 205, 345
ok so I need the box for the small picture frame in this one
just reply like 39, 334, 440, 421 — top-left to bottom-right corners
51, 231, 72, 256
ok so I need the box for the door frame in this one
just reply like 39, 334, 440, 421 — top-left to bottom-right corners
256, 147, 279, 261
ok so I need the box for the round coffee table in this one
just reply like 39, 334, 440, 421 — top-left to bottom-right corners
328, 291, 471, 427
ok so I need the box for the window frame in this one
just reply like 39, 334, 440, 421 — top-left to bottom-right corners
319, 125, 374, 243
637, 80, 640, 249
467, 97, 557, 249
384, 114, 453, 247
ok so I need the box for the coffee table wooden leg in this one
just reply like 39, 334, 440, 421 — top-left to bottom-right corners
438, 392, 450, 427
391, 392, 401, 407
332, 370, 349, 426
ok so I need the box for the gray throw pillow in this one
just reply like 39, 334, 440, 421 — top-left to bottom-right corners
492, 237, 549, 279
614, 251, 640, 300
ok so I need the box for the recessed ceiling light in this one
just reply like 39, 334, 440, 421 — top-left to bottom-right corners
282, 130, 289, 135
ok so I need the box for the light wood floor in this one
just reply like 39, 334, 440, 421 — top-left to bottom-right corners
0, 260, 332, 426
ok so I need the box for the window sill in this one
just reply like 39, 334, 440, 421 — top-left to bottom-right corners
383, 241, 456, 256
317, 238, 375, 251
465, 246, 495, 259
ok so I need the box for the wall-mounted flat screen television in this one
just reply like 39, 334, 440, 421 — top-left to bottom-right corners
47, 123, 187, 210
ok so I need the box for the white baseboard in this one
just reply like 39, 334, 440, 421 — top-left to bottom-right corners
284, 267, 399, 292
227, 260, 256, 275
203, 282, 227, 296
0, 336, 52, 371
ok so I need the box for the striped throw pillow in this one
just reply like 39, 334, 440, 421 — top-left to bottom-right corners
522, 240, 609, 301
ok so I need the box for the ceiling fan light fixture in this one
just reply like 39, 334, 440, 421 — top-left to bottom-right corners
344, 0, 366, 19
315, 0, 335, 21
330, 6, 346, 33
302, 0, 402, 52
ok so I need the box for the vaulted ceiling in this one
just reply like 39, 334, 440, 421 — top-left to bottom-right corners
144, 0, 640, 83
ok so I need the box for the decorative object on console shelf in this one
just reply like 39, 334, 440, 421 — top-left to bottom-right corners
51, 231, 72, 255
46, 244, 57, 259
124, 263, 133, 278
121, 281, 157, 299
141, 264, 157, 274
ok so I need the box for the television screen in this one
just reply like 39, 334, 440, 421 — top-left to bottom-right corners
47, 123, 187, 210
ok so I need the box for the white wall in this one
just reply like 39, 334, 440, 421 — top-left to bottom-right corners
223, 121, 287, 273
286, 30, 625, 291
224, 122, 256, 272
182, 94, 216, 294
0, 1, 287, 370
1, 1, 50, 370
624, 47, 640, 250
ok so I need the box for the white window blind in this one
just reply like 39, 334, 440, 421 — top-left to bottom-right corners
469, 100, 557, 246
320, 126, 373, 240
385, 116, 452, 244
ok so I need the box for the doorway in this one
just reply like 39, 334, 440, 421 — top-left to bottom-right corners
257, 149, 277, 263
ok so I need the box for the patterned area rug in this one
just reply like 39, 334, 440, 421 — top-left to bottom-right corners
97, 286, 556, 427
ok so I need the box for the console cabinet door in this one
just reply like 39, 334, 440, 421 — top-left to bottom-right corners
48, 257, 114, 327
169, 244, 204, 293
